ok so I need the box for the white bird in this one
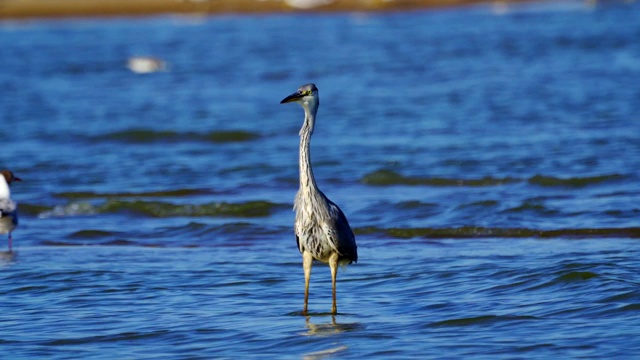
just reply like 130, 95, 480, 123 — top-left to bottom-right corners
0, 170, 21, 252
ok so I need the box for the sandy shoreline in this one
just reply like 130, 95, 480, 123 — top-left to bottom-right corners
0, 0, 534, 19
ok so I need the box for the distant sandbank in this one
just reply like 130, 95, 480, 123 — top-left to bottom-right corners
0, 0, 535, 19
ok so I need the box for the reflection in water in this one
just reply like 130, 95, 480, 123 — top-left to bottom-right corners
301, 316, 364, 358
303, 315, 364, 336
302, 345, 348, 360
0, 250, 16, 265
304, 315, 339, 337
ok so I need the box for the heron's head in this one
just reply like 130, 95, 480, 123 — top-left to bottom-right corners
280, 83, 319, 113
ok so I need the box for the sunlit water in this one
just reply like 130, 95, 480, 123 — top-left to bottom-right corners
1, 2, 640, 358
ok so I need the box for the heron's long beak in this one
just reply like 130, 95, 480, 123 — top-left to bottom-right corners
13, 177, 22, 182
280, 92, 302, 104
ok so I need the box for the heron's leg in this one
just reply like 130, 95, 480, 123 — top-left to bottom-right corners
329, 252, 339, 314
302, 250, 313, 315
8, 233, 12, 253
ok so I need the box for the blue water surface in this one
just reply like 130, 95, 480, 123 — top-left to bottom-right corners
1, 1, 639, 358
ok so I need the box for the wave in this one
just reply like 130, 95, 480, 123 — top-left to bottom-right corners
67, 229, 125, 239
555, 271, 599, 282
361, 170, 518, 187
41, 239, 142, 247
40, 222, 289, 247
31, 223, 640, 248
34, 200, 288, 218
357, 226, 640, 239
54, 188, 217, 200
154, 222, 286, 238
90, 129, 260, 144
361, 169, 626, 188
501, 202, 556, 214
528, 174, 624, 188
50, 225, 640, 239
429, 315, 539, 328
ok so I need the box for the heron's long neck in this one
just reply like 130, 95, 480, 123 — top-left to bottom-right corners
299, 109, 318, 193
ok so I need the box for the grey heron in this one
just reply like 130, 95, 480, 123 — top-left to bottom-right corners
0, 170, 21, 252
280, 83, 358, 315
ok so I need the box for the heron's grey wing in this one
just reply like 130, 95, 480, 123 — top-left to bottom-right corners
322, 199, 358, 263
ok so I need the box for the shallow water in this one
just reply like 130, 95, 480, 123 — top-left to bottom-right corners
1, 1, 640, 358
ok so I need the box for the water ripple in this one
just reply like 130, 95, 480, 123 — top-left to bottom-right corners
357, 226, 640, 239
361, 169, 628, 188
35, 200, 288, 218
429, 315, 540, 328
89, 129, 261, 144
